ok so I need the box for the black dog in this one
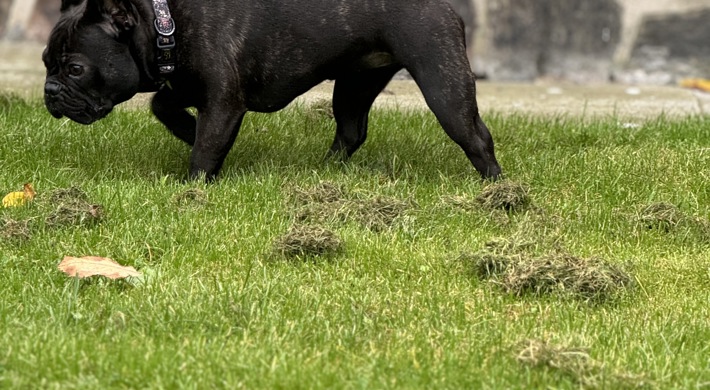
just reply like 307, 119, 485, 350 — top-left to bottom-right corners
43, 0, 502, 180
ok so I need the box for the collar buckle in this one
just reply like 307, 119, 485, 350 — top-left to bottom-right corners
154, 17, 176, 36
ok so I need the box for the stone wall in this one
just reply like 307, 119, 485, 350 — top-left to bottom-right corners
0, 0, 56, 41
469, 0, 622, 82
2, 0, 710, 84
460, 0, 710, 83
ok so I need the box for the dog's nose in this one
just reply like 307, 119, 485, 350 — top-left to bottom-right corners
44, 81, 62, 96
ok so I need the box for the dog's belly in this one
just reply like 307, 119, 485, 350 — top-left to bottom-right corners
245, 77, 323, 113
244, 51, 399, 113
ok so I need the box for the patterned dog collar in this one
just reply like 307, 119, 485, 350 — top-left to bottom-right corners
152, 0, 176, 76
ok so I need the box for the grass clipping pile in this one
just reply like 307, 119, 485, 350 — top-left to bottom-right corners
273, 225, 343, 258
476, 181, 530, 211
464, 239, 633, 303
287, 181, 413, 232
1, 218, 32, 242
516, 339, 650, 388
1, 187, 103, 243
44, 187, 103, 228
441, 181, 531, 213
635, 202, 710, 240
273, 181, 413, 259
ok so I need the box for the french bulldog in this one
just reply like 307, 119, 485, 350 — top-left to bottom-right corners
43, 0, 502, 180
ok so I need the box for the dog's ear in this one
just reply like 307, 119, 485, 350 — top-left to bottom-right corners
83, 0, 138, 34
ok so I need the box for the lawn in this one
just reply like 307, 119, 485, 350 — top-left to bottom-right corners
1, 93, 708, 389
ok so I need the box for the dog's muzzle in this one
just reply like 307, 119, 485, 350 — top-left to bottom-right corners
44, 81, 110, 125
44, 81, 65, 119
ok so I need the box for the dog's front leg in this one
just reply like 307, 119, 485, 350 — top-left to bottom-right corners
189, 106, 246, 181
151, 86, 197, 146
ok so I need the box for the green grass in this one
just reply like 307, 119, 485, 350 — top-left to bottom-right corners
1, 94, 709, 389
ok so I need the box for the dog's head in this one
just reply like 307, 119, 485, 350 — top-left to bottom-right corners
43, 0, 142, 124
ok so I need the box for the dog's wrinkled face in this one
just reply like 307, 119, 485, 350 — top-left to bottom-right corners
43, 10, 140, 124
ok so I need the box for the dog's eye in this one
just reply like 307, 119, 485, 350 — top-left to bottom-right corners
68, 64, 84, 77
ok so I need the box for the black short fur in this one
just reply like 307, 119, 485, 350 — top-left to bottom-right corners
43, 0, 502, 180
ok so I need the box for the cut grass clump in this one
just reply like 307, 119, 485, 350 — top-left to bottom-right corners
42, 187, 103, 228
633, 202, 710, 242
517, 339, 602, 387
0, 187, 103, 242
350, 196, 412, 232
289, 181, 345, 204
516, 339, 651, 389
45, 203, 103, 228
0, 218, 32, 242
638, 202, 684, 231
287, 181, 413, 231
172, 188, 209, 209
440, 181, 532, 213
273, 225, 343, 258
465, 239, 633, 302
476, 181, 530, 211
46, 186, 89, 203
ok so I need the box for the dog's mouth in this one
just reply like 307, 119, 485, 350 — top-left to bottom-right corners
45, 89, 112, 125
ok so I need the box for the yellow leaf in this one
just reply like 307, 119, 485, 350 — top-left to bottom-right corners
679, 78, 710, 92
2, 183, 36, 208
57, 256, 142, 280
2, 192, 26, 207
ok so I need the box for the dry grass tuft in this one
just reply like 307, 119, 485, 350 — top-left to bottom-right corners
351, 196, 412, 232
45, 203, 103, 228
273, 225, 343, 258
0, 218, 32, 242
289, 181, 345, 204
287, 182, 412, 231
439, 194, 480, 211
172, 188, 209, 209
47, 186, 89, 203
516, 339, 602, 387
476, 181, 530, 211
43, 187, 103, 228
465, 239, 633, 302
638, 202, 684, 231
632, 202, 710, 242
516, 339, 652, 389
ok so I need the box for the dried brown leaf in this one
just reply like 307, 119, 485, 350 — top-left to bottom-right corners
57, 256, 141, 279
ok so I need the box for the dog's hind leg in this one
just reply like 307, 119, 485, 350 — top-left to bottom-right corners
411, 62, 501, 179
328, 66, 400, 158
151, 85, 197, 146
390, 23, 502, 179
